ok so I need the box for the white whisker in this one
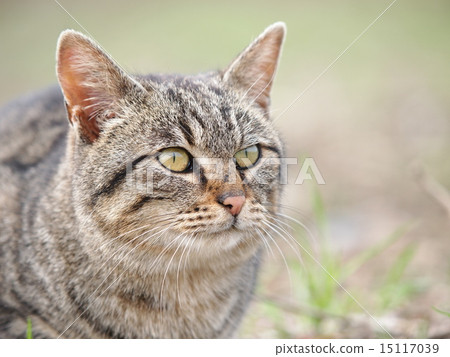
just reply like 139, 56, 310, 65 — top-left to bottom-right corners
254, 227, 275, 259
258, 224, 293, 295
262, 218, 305, 269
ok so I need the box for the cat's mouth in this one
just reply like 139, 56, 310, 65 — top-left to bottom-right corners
215, 211, 251, 231
189, 216, 249, 235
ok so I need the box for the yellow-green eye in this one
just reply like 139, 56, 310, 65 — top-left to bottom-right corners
234, 145, 260, 169
158, 147, 192, 172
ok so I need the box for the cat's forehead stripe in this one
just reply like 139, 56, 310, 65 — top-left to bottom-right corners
143, 76, 282, 157
149, 78, 243, 155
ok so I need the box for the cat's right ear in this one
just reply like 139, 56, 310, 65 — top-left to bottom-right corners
222, 22, 286, 114
56, 30, 143, 143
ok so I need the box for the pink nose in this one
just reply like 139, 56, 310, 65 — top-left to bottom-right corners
220, 195, 246, 216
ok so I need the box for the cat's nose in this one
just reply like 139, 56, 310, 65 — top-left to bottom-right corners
218, 193, 246, 216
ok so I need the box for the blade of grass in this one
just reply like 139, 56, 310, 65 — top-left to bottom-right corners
385, 244, 416, 285
379, 244, 418, 309
433, 307, 450, 318
26, 317, 32, 339
342, 223, 413, 279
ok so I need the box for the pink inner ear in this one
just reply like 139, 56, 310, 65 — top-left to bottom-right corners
57, 44, 107, 142
67, 103, 100, 143
59, 47, 99, 118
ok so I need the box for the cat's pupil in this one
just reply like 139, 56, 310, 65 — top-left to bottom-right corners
234, 145, 260, 169
158, 147, 191, 172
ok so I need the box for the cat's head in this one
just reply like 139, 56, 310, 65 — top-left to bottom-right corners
56, 23, 286, 259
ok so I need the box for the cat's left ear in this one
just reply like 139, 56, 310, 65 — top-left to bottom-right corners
222, 22, 286, 113
56, 29, 144, 143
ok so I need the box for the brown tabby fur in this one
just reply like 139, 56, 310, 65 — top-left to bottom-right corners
0, 23, 285, 338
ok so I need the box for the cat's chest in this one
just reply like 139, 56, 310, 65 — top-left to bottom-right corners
89, 270, 242, 338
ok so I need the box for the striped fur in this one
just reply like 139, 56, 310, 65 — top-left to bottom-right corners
0, 23, 286, 338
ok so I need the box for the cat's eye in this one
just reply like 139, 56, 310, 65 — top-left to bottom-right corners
158, 147, 192, 172
234, 145, 260, 169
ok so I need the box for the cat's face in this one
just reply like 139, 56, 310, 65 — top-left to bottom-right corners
57, 24, 285, 258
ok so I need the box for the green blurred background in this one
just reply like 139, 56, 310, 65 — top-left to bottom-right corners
1, 0, 449, 338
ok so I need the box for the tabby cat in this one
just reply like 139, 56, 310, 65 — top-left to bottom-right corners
0, 22, 285, 338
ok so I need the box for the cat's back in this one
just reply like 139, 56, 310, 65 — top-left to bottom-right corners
0, 85, 68, 169
0, 85, 68, 264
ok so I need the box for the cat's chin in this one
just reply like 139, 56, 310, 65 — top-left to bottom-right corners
190, 227, 259, 255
